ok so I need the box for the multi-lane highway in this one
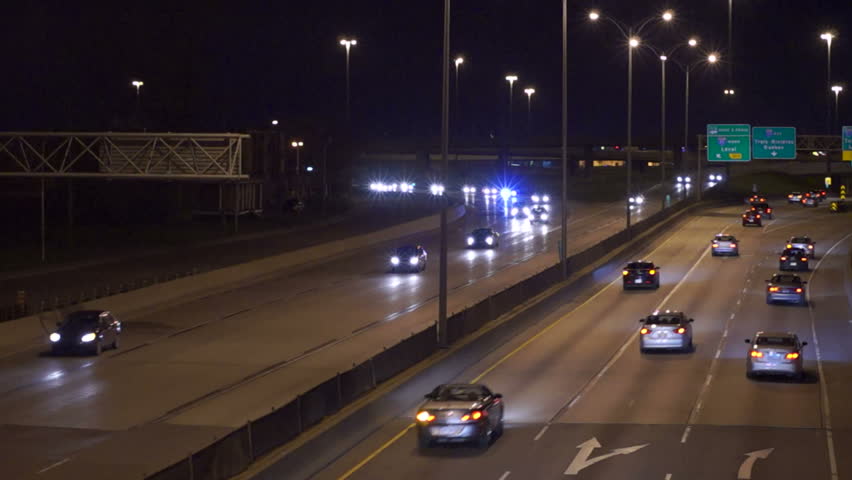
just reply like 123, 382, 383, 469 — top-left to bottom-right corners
0, 186, 675, 478
284, 198, 852, 480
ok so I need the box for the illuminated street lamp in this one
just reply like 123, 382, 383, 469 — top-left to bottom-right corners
588, 9, 673, 230
339, 38, 357, 122
271, 120, 279, 126
832, 85, 843, 132
524, 87, 536, 133
454, 56, 464, 137
656, 37, 699, 183
291, 140, 304, 174
505, 75, 518, 134
130, 80, 144, 127
821, 32, 836, 134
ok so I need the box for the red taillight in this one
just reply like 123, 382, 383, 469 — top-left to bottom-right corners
730, 243, 737, 247
416, 411, 435, 422
801, 257, 808, 262
675, 327, 686, 334
712, 243, 719, 248
767, 208, 772, 212
756, 214, 761, 218
751, 207, 756, 211
640, 327, 650, 335
742, 214, 747, 218
795, 288, 803, 293
462, 410, 486, 422
768, 287, 780, 292
751, 350, 763, 358
786, 352, 800, 360
780, 256, 787, 261
649, 269, 656, 275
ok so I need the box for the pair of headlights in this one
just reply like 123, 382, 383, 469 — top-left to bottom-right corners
391, 256, 420, 266
49, 332, 96, 343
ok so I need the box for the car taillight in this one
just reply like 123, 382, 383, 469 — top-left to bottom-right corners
801, 257, 808, 262
622, 270, 629, 276
640, 327, 650, 335
649, 269, 656, 275
730, 243, 737, 247
742, 214, 747, 218
795, 288, 803, 293
756, 214, 761, 218
788, 194, 793, 198
416, 411, 435, 422
767, 208, 772, 212
786, 352, 800, 360
751, 350, 763, 358
712, 243, 719, 248
675, 327, 686, 334
768, 287, 780, 292
461, 410, 486, 421
751, 207, 756, 211
786, 244, 792, 248
780, 256, 787, 261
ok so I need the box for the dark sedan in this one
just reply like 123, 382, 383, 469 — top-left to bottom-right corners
466, 228, 500, 249
49, 310, 121, 355
749, 202, 774, 219
766, 274, 807, 305
389, 245, 427, 273
779, 248, 810, 271
742, 211, 762, 227
622, 261, 660, 290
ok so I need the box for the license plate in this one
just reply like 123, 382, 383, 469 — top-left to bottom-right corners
790, 262, 797, 266
634, 279, 643, 284
432, 426, 462, 436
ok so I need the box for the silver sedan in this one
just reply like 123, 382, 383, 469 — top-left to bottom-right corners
745, 332, 807, 380
639, 311, 694, 353
415, 384, 505, 449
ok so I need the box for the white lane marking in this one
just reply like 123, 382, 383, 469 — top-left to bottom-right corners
665, 475, 672, 480
533, 425, 549, 441
498, 471, 511, 480
680, 426, 691, 443
730, 313, 736, 320
805, 232, 852, 480
564, 437, 648, 475
714, 349, 721, 359
737, 448, 774, 479
736, 299, 741, 305
37, 458, 70, 474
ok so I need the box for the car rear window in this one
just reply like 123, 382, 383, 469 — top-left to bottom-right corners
627, 262, 653, 269
645, 315, 682, 325
431, 385, 486, 401
771, 274, 800, 284
756, 336, 796, 346
715, 235, 735, 242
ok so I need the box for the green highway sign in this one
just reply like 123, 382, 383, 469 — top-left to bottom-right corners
707, 124, 751, 162
752, 127, 796, 159
843, 126, 852, 161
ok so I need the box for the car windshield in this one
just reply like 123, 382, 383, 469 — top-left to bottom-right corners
771, 274, 800, 284
756, 336, 796, 347
60, 312, 100, 330
715, 235, 735, 242
430, 385, 486, 401
645, 314, 682, 325
473, 228, 492, 236
627, 262, 654, 269
791, 237, 810, 244
396, 246, 418, 256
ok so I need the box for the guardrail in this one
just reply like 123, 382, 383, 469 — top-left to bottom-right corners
146, 195, 704, 480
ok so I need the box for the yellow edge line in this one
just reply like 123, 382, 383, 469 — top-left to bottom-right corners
335, 208, 708, 480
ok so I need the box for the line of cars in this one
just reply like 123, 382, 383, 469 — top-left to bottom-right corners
788, 189, 827, 207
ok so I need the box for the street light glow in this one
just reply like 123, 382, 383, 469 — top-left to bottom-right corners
131, 80, 144, 88
688, 38, 698, 47
524, 87, 536, 97
340, 38, 357, 46
820, 32, 835, 42
455, 56, 464, 66
832, 85, 843, 94
505, 75, 518, 83
660, 55, 667, 61
629, 37, 640, 48
291, 141, 304, 148
662, 10, 673, 21
708, 53, 718, 63
271, 120, 278, 125
589, 11, 600, 21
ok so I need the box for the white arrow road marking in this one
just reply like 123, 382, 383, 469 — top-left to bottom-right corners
564, 437, 649, 475
737, 448, 774, 479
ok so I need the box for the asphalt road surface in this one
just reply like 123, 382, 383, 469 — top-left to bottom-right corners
0, 185, 677, 478
289, 198, 852, 480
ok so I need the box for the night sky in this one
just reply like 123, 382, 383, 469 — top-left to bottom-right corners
2, 0, 851, 145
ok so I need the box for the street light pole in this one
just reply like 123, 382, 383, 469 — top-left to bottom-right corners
131, 80, 144, 127
626, 38, 637, 231
505, 75, 518, 137
833, 85, 844, 132
340, 38, 357, 123
561, 0, 568, 279
454, 56, 463, 135
660, 55, 667, 184
524, 87, 535, 135
437, 0, 451, 347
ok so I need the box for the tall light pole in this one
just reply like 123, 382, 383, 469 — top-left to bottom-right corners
681, 53, 719, 200
589, 9, 674, 231
821, 32, 835, 134
454, 56, 463, 133
833, 85, 843, 132
524, 87, 536, 135
657, 37, 698, 184
560, 0, 568, 279
505, 75, 518, 137
340, 38, 357, 123
726, 0, 734, 95
438, 0, 451, 347
131, 80, 144, 126
290, 140, 304, 174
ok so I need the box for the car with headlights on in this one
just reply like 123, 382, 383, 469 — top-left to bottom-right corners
787, 192, 803, 204
711, 234, 739, 256
529, 205, 550, 223
389, 245, 427, 273
510, 204, 531, 220
749, 202, 774, 219
415, 383, 504, 449
622, 261, 660, 290
745, 332, 807, 380
467, 228, 500, 249
49, 310, 121, 355
639, 310, 694, 353
530, 193, 551, 204
779, 247, 809, 271
787, 236, 815, 258
765, 274, 807, 305
742, 210, 762, 227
